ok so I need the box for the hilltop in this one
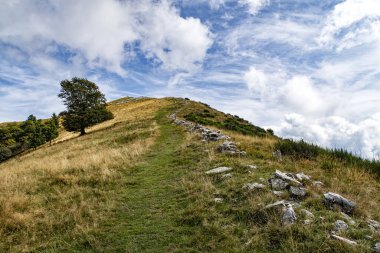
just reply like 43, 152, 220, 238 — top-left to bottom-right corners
0, 97, 379, 252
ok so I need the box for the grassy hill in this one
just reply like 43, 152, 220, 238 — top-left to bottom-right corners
0, 97, 379, 252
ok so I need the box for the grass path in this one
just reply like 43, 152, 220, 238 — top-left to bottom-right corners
92, 108, 199, 252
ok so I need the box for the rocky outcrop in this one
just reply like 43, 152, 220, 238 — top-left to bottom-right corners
274, 170, 302, 186
217, 141, 246, 156
268, 178, 289, 190
323, 192, 356, 214
289, 186, 307, 199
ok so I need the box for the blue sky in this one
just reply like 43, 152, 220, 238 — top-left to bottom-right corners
1, 0, 380, 159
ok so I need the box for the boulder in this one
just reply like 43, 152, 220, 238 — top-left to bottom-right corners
243, 183, 266, 190
282, 205, 297, 225
269, 178, 289, 190
205, 167, 233, 175
289, 186, 307, 199
333, 220, 348, 233
217, 141, 246, 156
323, 192, 356, 214
275, 170, 302, 186
331, 234, 357, 246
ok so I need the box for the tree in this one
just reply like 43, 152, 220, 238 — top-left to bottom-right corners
58, 77, 114, 135
43, 115, 59, 145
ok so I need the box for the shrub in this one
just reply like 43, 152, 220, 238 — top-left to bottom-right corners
0, 147, 12, 162
274, 139, 322, 160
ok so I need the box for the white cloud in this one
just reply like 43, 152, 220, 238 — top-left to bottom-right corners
239, 0, 270, 15
243, 67, 268, 95
319, 0, 380, 50
279, 75, 325, 115
0, 0, 213, 75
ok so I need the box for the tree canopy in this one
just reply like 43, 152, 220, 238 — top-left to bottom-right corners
58, 77, 113, 135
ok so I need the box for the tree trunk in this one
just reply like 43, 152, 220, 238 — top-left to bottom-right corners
80, 126, 86, 135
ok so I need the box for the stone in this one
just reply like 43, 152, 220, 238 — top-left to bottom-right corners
273, 190, 286, 197
247, 165, 257, 169
265, 200, 288, 209
340, 212, 355, 225
243, 183, 266, 190
273, 149, 283, 161
282, 205, 297, 225
269, 178, 289, 190
374, 242, 380, 253
214, 198, 223, 203
323, 192, 356, 214
367, 219, 380, 234
205, 167, 233, 175
301, 209, 314, 219
217, 141, 246, 156
221, 173, 233, 179
333, 220, 348, 233
275, 170, 302, 186
289, 186, 307, 199
312, 181, 324, 187
331, 234, 357, 246
295, 172, 311, 181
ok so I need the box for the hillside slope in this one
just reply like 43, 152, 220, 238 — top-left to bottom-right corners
0, 97, 379, 252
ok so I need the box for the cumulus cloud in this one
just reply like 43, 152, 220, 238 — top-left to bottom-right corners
243, 67, 268, 95
319, 0, 380, 50
239, 0, 270, 15
0, 0, 212, 75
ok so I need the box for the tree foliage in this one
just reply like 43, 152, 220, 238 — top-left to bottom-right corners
0, 114, 59, 162
58, 77, 114, 135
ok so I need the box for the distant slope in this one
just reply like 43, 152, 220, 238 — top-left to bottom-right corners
0, 97, 379, 252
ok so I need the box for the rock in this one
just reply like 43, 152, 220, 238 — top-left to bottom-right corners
282, 205, 297, 225
340, 212, 355, 225
275, 170, 302, 186
243, 183, 266, 190
301, 209, 314, 219
295, 172, 311, 181
205, 167, 233, 175
273, 190, 286, 197
289, 186, 307, 199
214, 198, 223, 203
221, 173, 233, 179
331, 234, 357, 246
269, 178, 289, 190
374, 242, 380, 253
247, 165, 257, 169
323, 192, 356, 214
333, 220, 348, 233
312, 181, 324, 187
265, 200, 288, 209
217, 141, 246, 156
367, 219, 380, 234
273, 149, 283, 161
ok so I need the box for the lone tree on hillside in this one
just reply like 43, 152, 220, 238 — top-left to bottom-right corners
58, 77, 114, 135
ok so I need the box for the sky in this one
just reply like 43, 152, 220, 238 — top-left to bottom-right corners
0, 0, 380, 159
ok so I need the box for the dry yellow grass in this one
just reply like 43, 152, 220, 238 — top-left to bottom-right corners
0, 98, 169, 252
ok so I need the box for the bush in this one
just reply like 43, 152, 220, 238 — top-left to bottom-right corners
274, 139, 322, 160
0, 147, 12, 162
